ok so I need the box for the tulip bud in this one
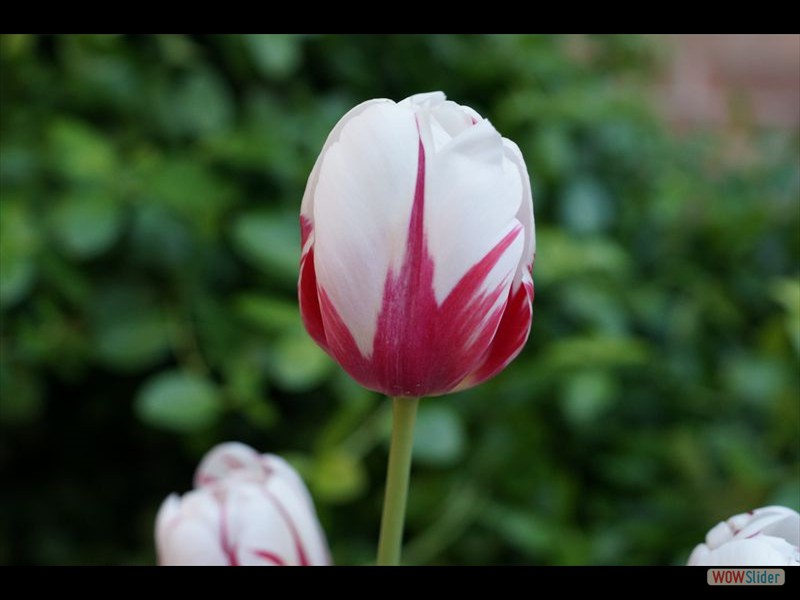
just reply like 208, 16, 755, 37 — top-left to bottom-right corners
688, 506, 800, 566
299, 91, 535, 397
155, 442, 331, 566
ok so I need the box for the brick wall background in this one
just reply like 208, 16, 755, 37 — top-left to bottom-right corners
655, 34, 800, 130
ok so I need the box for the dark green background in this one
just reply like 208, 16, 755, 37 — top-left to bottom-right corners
1, 34, 798, 566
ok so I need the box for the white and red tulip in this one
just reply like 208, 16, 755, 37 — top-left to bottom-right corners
155, 442, 331, 566
688, 506, 800, 566
299, 91, 535, 397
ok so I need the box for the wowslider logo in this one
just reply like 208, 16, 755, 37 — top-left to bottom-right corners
707, 568, 785, 586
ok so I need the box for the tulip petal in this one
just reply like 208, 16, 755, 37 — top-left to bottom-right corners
300, 98, 392, 234
223, 476, 330, 566
156, 491, 229, 566
263, 454, 331, 565
298, 244, 328, 351
313, 101, 420, 357
267, 473, 330, 565
706, 520, 735, 548
155, 494, 182, 560
223, 483, 298, 566
735, 507, 800, 546
687, 543, 712, 566
319, 131, 524, 396
262, 454, 318, 508
299, 99, 393, 353
459, 269, 534, 389
423, 118, 523, 306
194, 441, 263, 488
689, 538, 796, 566
503, 138, 536, 273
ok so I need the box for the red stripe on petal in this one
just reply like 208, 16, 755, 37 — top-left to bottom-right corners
262, 489, 312, 566
300, 215, 313, 248
253, 549, 287, 566
219, 496, 240, 566
222, 455, 244, 470
298, 244, 329, 352
196, 474, 215, 487
317, 129, 524, 397
462, 276, 533, 388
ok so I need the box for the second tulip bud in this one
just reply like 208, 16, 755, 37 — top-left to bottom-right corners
155, 442, 331, 566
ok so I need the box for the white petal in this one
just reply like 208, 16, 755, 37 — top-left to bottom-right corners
433, 100, 480, 137
706, 520, 735, 549
740, 506, 800, 546
752, 505, 800, 518
194, 442, 263, 488
154, 494, 182, 558
753, 535, 800, 564
424, 118, 524, 305
313, 101, 419, 357
300, 98, 393, 228
687, 543, 711, 566
502, 137, 535, 283
225, 479, 330, 566
262, 454, 315, 504
224, 482, 297, 566
690, 538, 795, 566
426, 100, 476, 153
265, 473, 331, 565
399, 91, 446, 111
157, 490, 228, 566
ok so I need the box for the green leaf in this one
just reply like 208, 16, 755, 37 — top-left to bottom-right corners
243, 34, 301, 78
0, 201, 38, 308
413, 404, 466, 467
530, 125, 576, 181
534, 227, 631, 286
722, 355, 786, 407
49, 119, 117, 183
129, 205, 194, 271
137, 157, 232, 236
233, 294, 300, 334
562, 370, 617, 425
559, 177, 614, 234
231, 211, 299, 283
768, 477, 800, 511
543, 335, 651, 371
50, 190, 124, 259
89, 285, 171, 371
169, 68, 233, 137
480, 504, 557, 559
311, 448, 367, 504
0, 144, 39, 185
135, 370, 222, 432
269, 332, 333, 391
770, 278, 800, 355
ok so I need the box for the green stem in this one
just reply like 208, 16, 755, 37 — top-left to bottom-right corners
377, 396, 420, 566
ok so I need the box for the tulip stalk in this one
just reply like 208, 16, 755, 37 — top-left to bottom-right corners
377, 396, 419, 566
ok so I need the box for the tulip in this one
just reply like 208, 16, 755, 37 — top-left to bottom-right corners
155, 442, 330, 566
688, 506, 800, 566
299, 91, 535, 565
299, 91, 535, 398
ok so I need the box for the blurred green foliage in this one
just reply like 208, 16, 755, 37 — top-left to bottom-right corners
0, 34, 798, 566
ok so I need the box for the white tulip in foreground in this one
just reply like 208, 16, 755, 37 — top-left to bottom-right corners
156, 442, 330, 566
688, 505, 800, 566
